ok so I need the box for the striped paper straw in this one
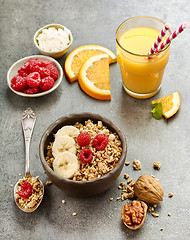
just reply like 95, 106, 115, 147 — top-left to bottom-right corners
148, 23, 170, 55
155, 22, 188, 53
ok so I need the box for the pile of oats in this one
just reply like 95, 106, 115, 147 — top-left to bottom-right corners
45, 120, 123, 181
15, 176, 43, 210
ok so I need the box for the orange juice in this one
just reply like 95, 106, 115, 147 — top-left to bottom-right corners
116, 17, 171, 99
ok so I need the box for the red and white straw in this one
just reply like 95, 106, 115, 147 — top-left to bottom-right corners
155, 22, 188, 53
148, 23, 170, 55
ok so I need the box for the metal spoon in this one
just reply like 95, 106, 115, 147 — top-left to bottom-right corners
14, 108, 44, 213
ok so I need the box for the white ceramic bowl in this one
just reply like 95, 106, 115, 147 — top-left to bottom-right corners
7, 55, 63, 97
34, 24, 73, 59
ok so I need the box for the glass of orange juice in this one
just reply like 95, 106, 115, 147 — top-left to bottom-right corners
116, 16, 171, 99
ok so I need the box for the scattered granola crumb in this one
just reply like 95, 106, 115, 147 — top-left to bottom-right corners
124, 173, 129, 179
168, 212, 171, 216
72, 212, 77, 216
151, 207, 154, 211
153, 161, 161, 170
62, 200, 65, 204
149, 207, 152, 212
133, 159, 141, 170
117, 197, 121, 200
10, 184, 13, 187
46, 180, 53, 186
125, 162, 130, 166
152, 212, 159, 218
109, 198, 113, 201
19, 173, 22, 176
127, 178, 132, 184
118, 186, 122, 190
151, 175, 155, 178
160, 228, 163, 231
168, 192, 173, 198
153, 204, 157, 209
121, 182, 127, 190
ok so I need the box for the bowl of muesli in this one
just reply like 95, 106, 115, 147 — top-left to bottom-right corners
39, 113, 127, 197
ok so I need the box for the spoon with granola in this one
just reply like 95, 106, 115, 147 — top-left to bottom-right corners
14, 108, 44, 213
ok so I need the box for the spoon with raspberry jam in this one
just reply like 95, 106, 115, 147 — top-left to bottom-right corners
14, 108, 44, 212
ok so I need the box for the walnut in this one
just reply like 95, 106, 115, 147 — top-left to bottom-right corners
121, 200, 147, 230
134, 175, 164, 204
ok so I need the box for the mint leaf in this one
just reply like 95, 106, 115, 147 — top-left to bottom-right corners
151, 102, 163, 119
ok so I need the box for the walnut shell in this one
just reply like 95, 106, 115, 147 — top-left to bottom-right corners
134, 175, 164, 204
121, 200, 147, 230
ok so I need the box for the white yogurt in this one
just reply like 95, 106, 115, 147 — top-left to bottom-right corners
37, 27, 70, 52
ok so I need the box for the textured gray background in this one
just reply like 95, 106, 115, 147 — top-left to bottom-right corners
0, 0, 190, 239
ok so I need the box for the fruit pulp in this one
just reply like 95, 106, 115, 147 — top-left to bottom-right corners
117, 27, 170, 98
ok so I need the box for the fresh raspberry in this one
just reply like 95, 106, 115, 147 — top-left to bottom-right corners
39, 76, 54, 91
46, 63, 59, 80
80, 149, 93, 163
30, 65, 50, 78
11, 75, 27, 91
40, 60, 52, 67
92, 134, 109, 151
28, 58, 42, 67
77, 133, 91, 146
25, 72, 41, 87
17, 69, 29, 77
25, 87, 39, 94
17, 181, 33, 198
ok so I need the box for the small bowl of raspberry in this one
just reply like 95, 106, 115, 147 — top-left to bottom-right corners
7, 55, 63, 97
34, 24, 73, 59
39, 112, 127, 197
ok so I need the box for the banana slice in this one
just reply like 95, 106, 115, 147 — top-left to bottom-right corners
52, 135, 76, 158
55, 126, 79, 139
53, 151, 79, 179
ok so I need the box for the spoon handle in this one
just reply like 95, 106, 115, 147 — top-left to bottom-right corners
22, 108, 36, 177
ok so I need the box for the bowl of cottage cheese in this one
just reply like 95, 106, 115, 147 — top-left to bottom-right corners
34, 24, 73, 58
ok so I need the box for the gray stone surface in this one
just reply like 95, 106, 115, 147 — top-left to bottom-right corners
0, 0, 190, 239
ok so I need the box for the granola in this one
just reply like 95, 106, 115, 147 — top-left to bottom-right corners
45, 120, 123, 181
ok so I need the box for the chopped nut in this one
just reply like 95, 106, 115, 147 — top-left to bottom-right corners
168, 212, 171, 216
153, 161, 161, 170
168, 192, 173, 198
133, 159, 141, 170
153, 204, 157, 208
152, 212, 159, 218
62, 200, 65, 204
117, 197, 121, 200
109, 198, 113, 201
148, 207, 152, 212
118, 185, 122, 190
72, 212, 77, 216
124, 173, 129, 179
46, 180, 53, 186
125, 162, 130, 166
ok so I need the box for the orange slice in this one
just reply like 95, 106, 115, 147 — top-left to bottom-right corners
152, 91, 181, 119
78, 54, 111, 100
65, 45, 117, 83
